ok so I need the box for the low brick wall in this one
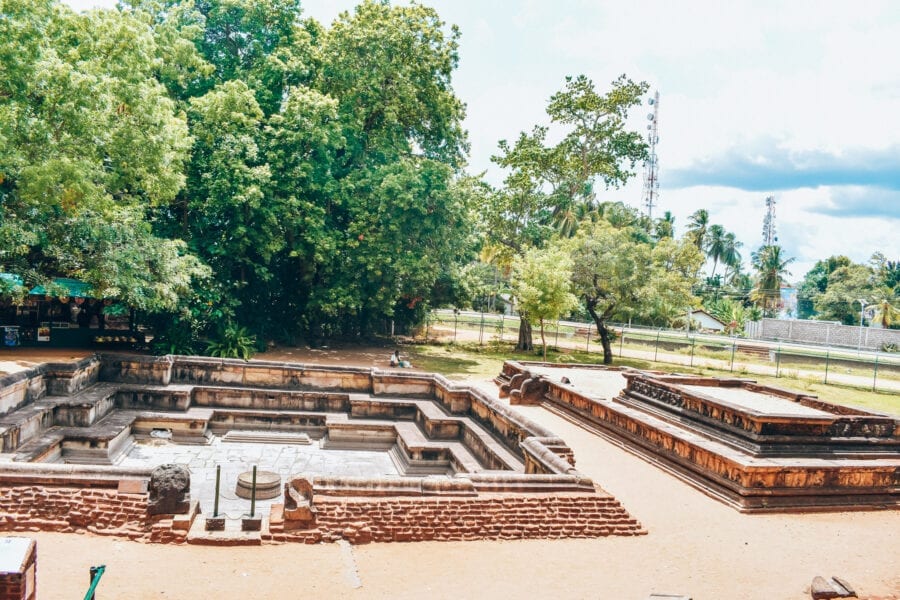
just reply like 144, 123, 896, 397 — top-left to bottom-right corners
0, 485, 149, 540
273, 492, 644, 544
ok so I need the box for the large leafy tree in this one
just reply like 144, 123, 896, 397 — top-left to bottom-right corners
486, 75, 649, 350
128, 0, 475, 342
570, 221, 702, 364
796, 255, 852, 319
813, 263, 882, 325
0, 1, 206, 311
510, 244, 578, 359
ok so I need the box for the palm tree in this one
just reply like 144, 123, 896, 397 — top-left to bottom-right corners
553, 201, 598, 238
597, 201, 640, 229
706, 224, 727, 278
870, 299, 900, 329
721, 232, 743, 282
686, 209, 709, 252
654, 211, 675, 239
750, 245, 795, 317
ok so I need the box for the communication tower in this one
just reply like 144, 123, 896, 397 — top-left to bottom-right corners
762, 195, 778, 246
641, 91, 660, 220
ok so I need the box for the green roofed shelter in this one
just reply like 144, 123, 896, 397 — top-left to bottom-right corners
0, 273, 25, 289
29, 277, 94, 298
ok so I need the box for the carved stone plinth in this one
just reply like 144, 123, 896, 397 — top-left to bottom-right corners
236, 470, 281, 500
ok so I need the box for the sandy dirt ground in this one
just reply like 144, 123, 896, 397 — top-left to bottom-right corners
3, 346, 900, 599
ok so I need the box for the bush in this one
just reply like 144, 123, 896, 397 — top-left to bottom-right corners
151, 322, 197, 356
206, 324, 257, 360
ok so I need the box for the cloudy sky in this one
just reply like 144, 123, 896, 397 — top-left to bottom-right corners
65, 0, 900, 279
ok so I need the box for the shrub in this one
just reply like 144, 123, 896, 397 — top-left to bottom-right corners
206, 324, 257, 360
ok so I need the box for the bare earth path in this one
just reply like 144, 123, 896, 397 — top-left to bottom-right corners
6, 346, 900, 599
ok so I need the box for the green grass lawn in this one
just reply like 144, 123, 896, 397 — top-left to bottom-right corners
403, 340, 900, 416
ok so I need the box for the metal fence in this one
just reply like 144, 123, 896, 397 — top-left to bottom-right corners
425, 310, 900, 394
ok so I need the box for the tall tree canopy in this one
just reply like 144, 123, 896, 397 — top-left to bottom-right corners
485, 75, 649, 349
1, 0, 477, 345
0, 0, 207, 311
570, 221, 702, 364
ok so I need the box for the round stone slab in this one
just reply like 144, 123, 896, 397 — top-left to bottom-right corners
235, 470, 282, 500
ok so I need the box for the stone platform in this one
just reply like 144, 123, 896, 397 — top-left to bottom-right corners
497, 361, 900, 512
0, 354, 645, 544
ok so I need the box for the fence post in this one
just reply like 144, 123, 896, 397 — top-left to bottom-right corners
554, 320, 560, 349
499, 314, 505, 342
479, 312, 485, 345
730, 338, 737, 372
619, 327, 625, 357
690, 336, 695, 367
454, 312, 458, 342
775, 344, 781, 378
653, 328, 661, 362
823, 350, 830, 384
213, 465, 221, 517
873, 354, 879, 392
585, 323, 592, 352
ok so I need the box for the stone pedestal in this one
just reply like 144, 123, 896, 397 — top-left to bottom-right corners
235, 470, 281, 500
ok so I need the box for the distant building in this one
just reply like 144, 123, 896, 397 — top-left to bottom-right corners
690, 310, 727, 332
780, 286, 798, 318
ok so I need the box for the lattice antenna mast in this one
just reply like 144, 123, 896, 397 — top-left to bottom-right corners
642, 91, 660, 220
762, 195, 777, 246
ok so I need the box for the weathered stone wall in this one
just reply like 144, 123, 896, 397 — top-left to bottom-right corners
748, 318, 900, 350
100, 354, 172, 385
272, 493, 644, 544
0, 369, 45, 418
43, 357, 100, 395
168, 357, 373, 392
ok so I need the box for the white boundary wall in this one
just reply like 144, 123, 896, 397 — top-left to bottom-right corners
746, 318, 900, 350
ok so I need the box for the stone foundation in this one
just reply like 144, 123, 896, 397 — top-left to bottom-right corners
0, 355, 645, 544
498, 361, 900, 512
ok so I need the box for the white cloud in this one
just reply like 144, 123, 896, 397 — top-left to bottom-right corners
59, 0, 900, 277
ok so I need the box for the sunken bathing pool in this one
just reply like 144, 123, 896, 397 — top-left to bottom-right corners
0, 355, 644, 544
498, 362, 900, 512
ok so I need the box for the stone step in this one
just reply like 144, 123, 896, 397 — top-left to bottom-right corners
221, 430, 313, 444
186, 515, 264, 546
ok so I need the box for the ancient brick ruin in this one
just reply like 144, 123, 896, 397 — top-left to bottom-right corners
0, 354, 644, 544
498, 361, 900, 512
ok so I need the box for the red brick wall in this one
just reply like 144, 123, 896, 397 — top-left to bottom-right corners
0, 572, 28, 600
274, 493, 645, 544
0, 486, 150, 541
0, 540, 34, 600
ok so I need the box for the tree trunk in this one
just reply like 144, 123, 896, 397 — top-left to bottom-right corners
516, 315, 533, 352
585, 300, 614, 365
597, 321, 613, 365
539, 318, 547, 360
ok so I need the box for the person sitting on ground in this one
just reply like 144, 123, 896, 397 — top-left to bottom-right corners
390, 350, 400, 367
